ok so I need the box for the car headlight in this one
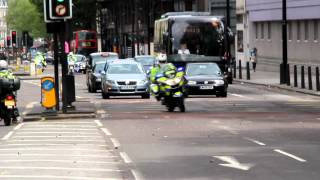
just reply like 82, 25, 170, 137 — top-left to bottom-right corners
96, 78, 101, 82
106, 80, 116, 85
137, 79, 148, 85
188, 80, 196, 85
214, 80, 224, 85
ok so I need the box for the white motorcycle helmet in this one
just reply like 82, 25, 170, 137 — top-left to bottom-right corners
157, 53, 167, 64
0, 60, 8, 71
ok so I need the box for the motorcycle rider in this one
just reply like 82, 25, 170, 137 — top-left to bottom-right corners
34, 52, 46, 72
0, 60, 21, 123
67, 52, 76, 73
149, 53, 168, 101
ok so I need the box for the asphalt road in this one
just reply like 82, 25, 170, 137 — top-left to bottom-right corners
1, 67, 320, 180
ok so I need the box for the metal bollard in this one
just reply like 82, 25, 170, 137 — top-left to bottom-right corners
280, 63, 283, 84
239, 60, 242, 79
286, 64, 290, 86
233, 61, 236, 78
308, 66, 313, 90
301, 66, 305, 89
294, 65, 298, 87
316, 67, 320, 91
246, 61, 250, 80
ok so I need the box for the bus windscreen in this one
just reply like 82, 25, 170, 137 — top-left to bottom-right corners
171, 21, 225, 57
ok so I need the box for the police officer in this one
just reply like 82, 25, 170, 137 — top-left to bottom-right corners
0, 60, 14, 79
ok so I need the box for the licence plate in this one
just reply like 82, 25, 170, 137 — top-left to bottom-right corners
4, 99, 15, 107
121, 85, 135, 90
200, 86, 214, 90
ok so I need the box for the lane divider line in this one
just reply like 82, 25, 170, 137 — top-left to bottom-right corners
110, 138, 121, 149
120, 152, 132, 163
14, 123, 24, 130
274, 149, 307, 162
2, 131, 14, 140
230, 93, 245, 98
131, 169, 144, 180
244, 137, 266, 146
101, 128, 112, 136
94, 120, 103, 127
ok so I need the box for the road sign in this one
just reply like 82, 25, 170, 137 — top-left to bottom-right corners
49, 0, 72, 19
41, 76, 57, 109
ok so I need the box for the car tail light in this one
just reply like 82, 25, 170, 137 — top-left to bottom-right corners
6, 95, 14, 100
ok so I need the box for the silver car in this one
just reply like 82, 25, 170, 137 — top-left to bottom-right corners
101, 59, 150, 99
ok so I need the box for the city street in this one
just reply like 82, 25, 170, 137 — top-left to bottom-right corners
1, 66, 320, 179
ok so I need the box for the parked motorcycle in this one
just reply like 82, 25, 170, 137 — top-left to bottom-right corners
0, 78, 21, 126
156, 67, 187, 112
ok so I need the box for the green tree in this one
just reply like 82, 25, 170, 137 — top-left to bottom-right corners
6, 0, 46, 38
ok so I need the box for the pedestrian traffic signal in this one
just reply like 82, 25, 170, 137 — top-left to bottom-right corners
11, 31, 17, 46
49, 0, 72, 19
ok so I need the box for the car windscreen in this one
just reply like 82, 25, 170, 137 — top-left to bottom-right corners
107, 64, 144, 74
186, 63, 221, 76
135, 57, 155, 66
94, 63, 105, 73
76, 55, 86, 62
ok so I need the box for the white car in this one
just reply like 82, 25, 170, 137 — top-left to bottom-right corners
74, 54, 87, 73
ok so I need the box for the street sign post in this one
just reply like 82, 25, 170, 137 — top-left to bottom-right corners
49, 0, 72, 19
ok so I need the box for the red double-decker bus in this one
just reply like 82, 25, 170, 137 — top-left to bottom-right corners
71, 30, 97, 56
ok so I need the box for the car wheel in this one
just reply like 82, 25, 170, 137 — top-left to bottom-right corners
217, 91, 227, 98
141, 93, 150, 99
102, 91, 110, 99
91, 84, 97, 93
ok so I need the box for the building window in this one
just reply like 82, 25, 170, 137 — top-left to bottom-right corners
297, 21, 301, 41
237, 30, 244, 52
261, 22, 264, 39
305, 21, 309, 41
288, 21, 292, 41
255, 23, 258, 39
314, 20, 318, 41
267, 22, 271, 40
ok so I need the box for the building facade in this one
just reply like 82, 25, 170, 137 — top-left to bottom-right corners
0, 0, 7, 49
246, 0, 320, 65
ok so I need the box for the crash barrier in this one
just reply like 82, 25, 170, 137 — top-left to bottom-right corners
281, 63, 320, 91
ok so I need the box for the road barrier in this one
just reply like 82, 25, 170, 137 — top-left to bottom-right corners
294, 65, 298, 87
316, 67, 320, 91
239, 60, 242, 79
246, 61, 250, 80
308, 66, 313, 90
301, 66, 305, 89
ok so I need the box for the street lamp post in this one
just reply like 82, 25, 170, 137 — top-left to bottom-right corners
281, 0, 288, 84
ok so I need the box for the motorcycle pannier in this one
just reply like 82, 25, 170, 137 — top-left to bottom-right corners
0, 78, 21, 92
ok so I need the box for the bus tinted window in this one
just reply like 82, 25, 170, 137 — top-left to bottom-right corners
172, 21, 224, 56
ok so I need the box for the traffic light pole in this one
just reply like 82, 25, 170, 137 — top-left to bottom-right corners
53, 32, 60, 111
281, 0, 288, 84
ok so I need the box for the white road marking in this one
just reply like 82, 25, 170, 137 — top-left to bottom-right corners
14, 123, 24, 130
2, 131, 14, 140
218, 126, 238, 135
0, 148, 113, 152
16, 132, 99, 135
230, 93, 245, 98
28, 122, 95, 124
131, 169, 144, 180
0, 159, 119, 164
23, 125, 97, 127
25, 102, 38, 109
0, 153, 117, 158
97, 110, 106, 114
0, 175, 119, 180
13, 135, 102, 138
101, 128, 112, 136
8, 139, 105, 142
274, 149, 307, 162
0, 144, 108, 147
213, 156, 254, 171
110, 138, 121, 148
94, 120, 103, 127
0, 166, 122, 172
245, 137, 266, 146
120, 152, 132, 163
20, 128, 97, 131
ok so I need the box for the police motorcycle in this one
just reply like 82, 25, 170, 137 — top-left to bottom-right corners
68, 60, 75, 74
154, 65, 187, 112
0, 78, 21, 126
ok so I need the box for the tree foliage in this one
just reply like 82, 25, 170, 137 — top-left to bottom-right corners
6, 0, 46, 38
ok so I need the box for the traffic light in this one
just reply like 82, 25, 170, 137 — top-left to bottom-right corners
6, 36, 11, 47
49, 0, 72, 19
11, 31, 17, 47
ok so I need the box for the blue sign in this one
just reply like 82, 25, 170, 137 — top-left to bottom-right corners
42, 80, 54, 91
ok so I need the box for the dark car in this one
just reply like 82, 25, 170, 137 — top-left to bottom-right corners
185, 62, 228, 97
86, 52, 119, 92
87, 61, 106, 93
134, 55, 155, 72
